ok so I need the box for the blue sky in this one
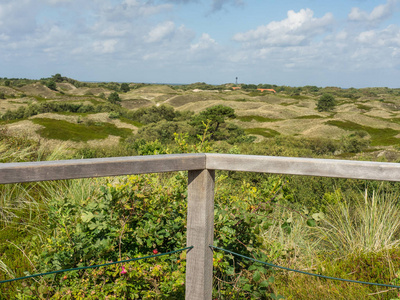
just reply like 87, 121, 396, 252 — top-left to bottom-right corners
1, 0, 400, 88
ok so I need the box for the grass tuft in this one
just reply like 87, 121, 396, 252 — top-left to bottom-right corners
313, 190, 400, 254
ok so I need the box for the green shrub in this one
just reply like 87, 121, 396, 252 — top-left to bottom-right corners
127, 105, 180, 125
120, 83, 130, 93
133, 120, 194, 144
107, 92, 121, 104
317, 94, 335, 112
46, 80, 57, 91
108, 111, 120, 119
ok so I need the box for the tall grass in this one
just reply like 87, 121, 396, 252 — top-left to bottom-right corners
261, 203, 317, 264
268, 191, 400, 299
314, 190, 400, 254
0, 184, 39, 227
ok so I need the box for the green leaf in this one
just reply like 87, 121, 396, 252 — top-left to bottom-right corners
81, 212, 94, 223
307, 219, 316, 227
259, 280, 270, 287
248, 265, 258, 271
226, 267, 235, 276
253, 271, 261, 282
242, 284, 252, 292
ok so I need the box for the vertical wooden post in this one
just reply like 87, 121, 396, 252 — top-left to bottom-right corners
186, 169, 215, 300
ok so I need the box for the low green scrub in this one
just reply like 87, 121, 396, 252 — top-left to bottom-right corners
239, 116, 282, 122
245, 128, 280, 138
280, 101, 299, 106
294, 115, 324, 120
32, 96, 49, 102
32, 118, 132, 142
291, 95, 309, 100
319, 249, 400, 286
356, 104, 373, 111
326, 120, 400, 146
119, 117, 143, 128
248, 91, 263, 97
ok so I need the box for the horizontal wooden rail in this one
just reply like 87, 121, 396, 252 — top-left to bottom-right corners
206, 154, 400, 182
3, 154, 400, 184
0, 153, 205, 184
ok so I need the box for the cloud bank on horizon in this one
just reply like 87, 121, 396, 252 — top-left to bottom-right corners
0, 0, 399, 88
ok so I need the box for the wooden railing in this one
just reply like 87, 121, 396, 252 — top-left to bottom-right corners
2, 153, 400, 299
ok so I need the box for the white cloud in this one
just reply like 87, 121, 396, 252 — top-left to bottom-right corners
46, 0, 73, 4
356, 25, 400, 47
190, 33, 217, 51
348, 0, 398, 25
146, 21, 176, 43
93, 39, 118, 54
233, 8, 334, 47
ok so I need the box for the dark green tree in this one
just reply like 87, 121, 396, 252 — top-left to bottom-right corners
4, 80, 10, 87
190, 105, 236, 140
317, 93, 335, 112
242, 84, 257, 90
120, 83, 130, 93
46, 80, 57, 91
107, 92, 121, 105
52, 74, 63, 83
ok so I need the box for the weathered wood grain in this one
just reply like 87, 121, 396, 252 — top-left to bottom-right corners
186, 169, 215, 300
0, 154, 206, 184
206, 154, 400, 182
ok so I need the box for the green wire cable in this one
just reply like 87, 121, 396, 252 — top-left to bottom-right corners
211, 245, 400, 289
0, 246, 193, 285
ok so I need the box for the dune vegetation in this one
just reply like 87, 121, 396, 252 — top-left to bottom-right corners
2, 75, 400, 299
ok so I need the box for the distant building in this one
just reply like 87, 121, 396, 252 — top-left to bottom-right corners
257, 88, 276, 93
231, 87, 241, 90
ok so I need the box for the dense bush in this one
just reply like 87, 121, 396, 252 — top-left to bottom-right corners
107, 92, 121, 105
5, 170, 287, 299
133, 121, 194, 143
316, 94, 336, 111
127, 105, 181, 125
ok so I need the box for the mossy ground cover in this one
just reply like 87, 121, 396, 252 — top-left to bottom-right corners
280, 101, 299, 106
0, 119, 23, 125
294, 115, 324, 120
245, 127, 280, 138
326, 120, 400, 146
55, 111, 91, 117
32, 118, 132, 142
238, 115, 282, 122
356, 103, 373, 111
119, 117, 143, 128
